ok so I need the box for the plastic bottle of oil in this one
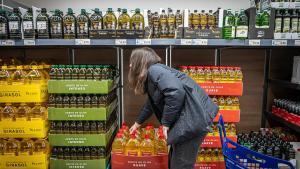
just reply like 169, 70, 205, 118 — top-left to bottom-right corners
220, 66, 227, 82
8, 8, 22, 39
19, 139, 33, 155
145, 125, 155, 140
0, 65, 10, 85
0, 139, 5, 155
23, 8, 35, 39
227, 67, 236, 82
27, 65, 42, 84
112, 133, 126, 154
30, 103, 46, 121
0, 9, 8, 39
131, 8, 144, 30
90, 8, 103, 39
4, 138, 18, 156
198, 149, 205, 162
200, 10, 208, 30
118, 9, 130, 30
36, 8, 50, 39
212, 66, 221, 82
232, 97, 240, 110
212, 149, 219, 161
125, 134, 140, 156
234, 67, 243, 81
2, 103, 16, 121
50, 9, 63, 39
63, 8, 76, 39
103, 8, 117, 30
175, 10, 183, 29
218, 96, 226, 110
208, 10, 215, 30
33, 139, 48, 154
11, 65, 26, 85
192, 10, 200, 29
140, 134, 155, 156
16, 103, 30, 121
77, 9, 89, 39
225, 97, 233, 110
204, 66, 212, 82
156, 134, 168, 155
160, 10, 168, 38
71, 65, 79, 79
152, 12, 160, 38
168, 9, 176, 38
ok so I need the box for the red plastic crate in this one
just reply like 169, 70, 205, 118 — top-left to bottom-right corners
201, 136, 237, 148
214, 109, 240, 123
194, 162, 226, 169
199, 82, 243, 96
111, 153, 168, 169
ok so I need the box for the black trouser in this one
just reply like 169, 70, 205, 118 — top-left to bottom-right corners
169, 132, 207, 169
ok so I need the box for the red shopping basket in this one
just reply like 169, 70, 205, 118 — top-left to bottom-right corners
217, 115, 295, 169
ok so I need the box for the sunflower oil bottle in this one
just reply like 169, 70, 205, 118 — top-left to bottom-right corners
192, 10, 200, 29
168, 9, 176, 38
140, 134, 155, 156
77, 9, 89, 39
0, 9, 9, 39
118, 9, 130, 30
8, 8, 22, 39
23, 8, 35, 39
112, 133, 126, 154
0, 65, 10, 85
19, 139, 33, 155
131, 8, 144, 30
208, 10, 215, 30
27, 65, 43, 84
200, 10, 207, 30
63, 8, 76, 39
33, 139, 48, 155
11, 65, 26, 85
125, 134, 140, 156
103, 8, 117, 30
50, 9, 63, 39
16, 103, 30, 121
156, 134, 168, 155
4, 138, 18, 156
2, 103, 16, 121
30, 103, 46, 121
90, 8, 103, 38
160, 10, 168, 38
36, 8, 50, 39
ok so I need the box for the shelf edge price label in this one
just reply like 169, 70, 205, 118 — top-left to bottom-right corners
272, 40, 287, 46
181, 39, 192, 45
192, 39, 208, 46
24, 39, 35, 46
75, 39, 91, 45
248, 39, 261, 46
136, 39, 151, 45
1, 40, 15, 46
115, 39, 127, 45
295, 40, 300, 46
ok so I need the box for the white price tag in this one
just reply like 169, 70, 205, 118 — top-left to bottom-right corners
1, 40, 15, 46
115, 39, 127, 45
294, 40, 300, 46
24, 39, 35, 46
75, 39, 91, 45
180, 39, 192, 45
136, 39, 151, 45
192, 39, 208, 45
295, 2, 300, 8
272, 40, 287, 46
248, 39, 261, 46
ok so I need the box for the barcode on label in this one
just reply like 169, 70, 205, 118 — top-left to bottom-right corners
295, 40, 300, 46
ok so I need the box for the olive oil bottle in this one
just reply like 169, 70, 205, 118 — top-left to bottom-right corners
50, 9, 63, 39
175, 10, 183, 29
63, 8, 76, 39
90, 8, 103, 39
36, 8, 50, 39
207, 10, 215, 30
77, 9, 89, 39
192, 10, 200, 29
103, 8, 117, 30
8, 8, 22, 39
152, 12, 160, 38
0, 9, 8, 39
200, 10, 208, 30
118, 9, 130, 30
159, 10, 168, 38
147, 10, 153, 28
168, 9, 175, 38
23, 8, 35, 39
131, 8, 144, 30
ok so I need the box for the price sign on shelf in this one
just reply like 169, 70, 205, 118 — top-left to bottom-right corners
115, 39, 127, 45
75, 39, 91, 45
24, 39, 35, 46
1, 40, 15, 46
192, 39, 208, 45
136, 39, 151, 45
272, 40, 287, 46
295, 40, 300, 46
180, 39, 192, 45
248, 39, 261, 46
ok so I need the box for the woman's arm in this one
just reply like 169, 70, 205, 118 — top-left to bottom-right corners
136, 99, 153, 125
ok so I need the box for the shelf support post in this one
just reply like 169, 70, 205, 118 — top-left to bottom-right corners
261, 49, 271, 127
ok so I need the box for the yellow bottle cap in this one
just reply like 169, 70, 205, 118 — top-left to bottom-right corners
31, 65, 38, 69
1, 65, 8, 69
16, 65, 23, 69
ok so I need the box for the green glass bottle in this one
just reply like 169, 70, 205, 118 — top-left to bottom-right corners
103, 8, 117, 30
274, 10, 283, 33
36, 8, 50, 39
63, 8, 76, 39
118, 9, 130, 30
282, 10, 290, 33
0, 9, 8, 39
236, 9, 248, 39
261, 10, 270, 29
77, 9, 89, 39
255, 12, 262, 28
8, 8, 22, 39
223, 9, 235, 39
291, 10, 298, 33
131, 8, 144, 30
90, 8, 103, 39
23, 8, 35, 39
50, 9, 63, 39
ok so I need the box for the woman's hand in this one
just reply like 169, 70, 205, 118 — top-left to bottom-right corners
129, 122, 141, 134
162, 125, 169, 139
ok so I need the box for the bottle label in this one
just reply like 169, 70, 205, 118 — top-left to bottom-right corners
104, 22, 115, 29
9, 21, 19, 30
91, 21, 102, 30
121, 22, 130, 29
37, 21, 47, 30
133, 22, 143, 30
78, 22, 88, 34
236, 26, 248, 38
51, 22, 62, 34
23, 21, 33, 30
231, 26, 236, 38
141, 152, 153, 156
283, 18, 290, 33
275, 18, 282, 33
291, 18, 298, 33
127, 151, 138, 156
0, 23, 7, 34
64, 22, 75, 34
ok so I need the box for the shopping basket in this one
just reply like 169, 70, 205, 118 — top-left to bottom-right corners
217, 115, 295, 169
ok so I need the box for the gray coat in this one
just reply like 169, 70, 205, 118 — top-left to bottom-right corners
136, 63, 219, 144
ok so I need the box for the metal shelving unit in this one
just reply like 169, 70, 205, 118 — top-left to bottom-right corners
269, 79, 300, 90
265, 111, 300, 134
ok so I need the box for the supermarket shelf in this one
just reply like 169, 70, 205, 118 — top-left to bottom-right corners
0, 39, 300, 47
266, 111, 300, 134
269, 79, 300, 90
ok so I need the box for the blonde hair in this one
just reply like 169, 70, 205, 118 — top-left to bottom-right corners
128, 47, 162, 95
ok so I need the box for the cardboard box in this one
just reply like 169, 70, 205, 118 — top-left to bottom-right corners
49, 122, 117, 147
50, 157, 109, 169
198, 82, 243, 96
0, 154, 48, 169
0, 83, 48, 103
111, 154, 168, 169
48, 79, 116, 94
48, 99, 117, 121
0, 120, 48, 138
201, 136, 237, 148
214, 110, 241, 123
194, 161, 225, 169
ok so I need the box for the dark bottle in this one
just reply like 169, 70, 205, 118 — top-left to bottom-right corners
64, 65, 72, 79
77, 9, 89, 39
8, 8, 22, 39
90, 121, 97, 134
63, 121, 70, 134
273, 145, 282, 159
84, 95, 91, 108
266, 147, 273, 157
49, 65, 58, 79
152, 12, 160, 38
77, 147, 84, 160
0, 9, 9, 39
175, 10, 183, 29
50, 9, 63, 39
70, 121, 77, 134
63, 147, 71, 160
70, 95, 77, 108
49, 94, 56, 107
76, 121, 84, 134
286, 144, 296, 160
56, 121, 63, 134
97, 121, 104, 133
78, 65, 87, 80
291, 10, 298, 33
90, 8, 103, 39
91, 95, 99, 107
83, 121, 90, 134
99, 95, 106, 106
62, 95, 70, 108
94, 65, 102, 80
86, 65, 94, 79
90, 147, 98, 159
63, 8, 76, 39
71, 65, 80, 79
97, 147, 105, 158
36, 8, 50, 39
77, 95, 84, 107
57, 147, 64, 159
55, 95, 63, 108
56, 65, 64, 80
274, 10, 283, 33
51, 147, 58, 158
83, 147, 91, 160
70, 147, 77, 160
23, 8, 35, 39
50, 121, 56, 134
282, 9, 291, 33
